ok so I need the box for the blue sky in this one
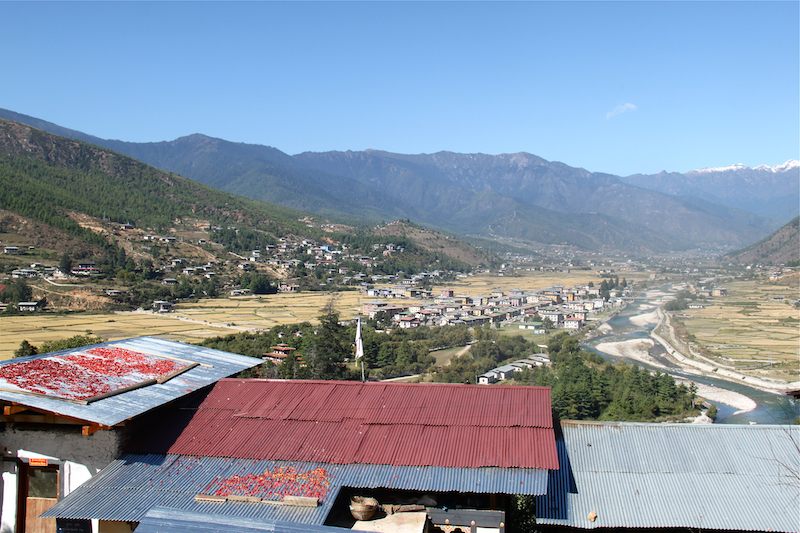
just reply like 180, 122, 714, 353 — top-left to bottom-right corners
2, 1, 798, 175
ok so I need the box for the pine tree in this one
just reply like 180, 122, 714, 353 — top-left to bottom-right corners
14, 340, 38, 358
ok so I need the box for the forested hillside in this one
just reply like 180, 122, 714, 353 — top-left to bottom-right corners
0, 119, 307, 235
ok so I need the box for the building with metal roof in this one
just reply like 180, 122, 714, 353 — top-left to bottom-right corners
139, 379, 559, 470
135, 507, 358, 533
43, 454, 547, 524
0, 336, 261, 428
536, 421, 800, 532
44, 379, 559, 532
0, 337, 261, 533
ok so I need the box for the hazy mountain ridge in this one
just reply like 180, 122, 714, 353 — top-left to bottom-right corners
0, 107, 779, 253
623, 162, 799, 222
725, 216, 800, 265
296, 150, 770, 250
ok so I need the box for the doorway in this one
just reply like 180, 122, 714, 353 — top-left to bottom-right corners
16, 459, 60, 533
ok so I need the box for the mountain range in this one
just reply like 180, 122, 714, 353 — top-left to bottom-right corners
0, 119, 491, 271
1, 107, 795, 254
623, 161, 799, 223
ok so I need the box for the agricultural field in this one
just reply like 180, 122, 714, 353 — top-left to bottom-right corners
172, 291, 375, 330
0, 312, 235, 359
0, 291, 373, 359
675, 279, 800, 382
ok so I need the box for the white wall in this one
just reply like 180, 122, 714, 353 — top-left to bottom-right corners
0, 471, 16, 533
0, 426, 123, 533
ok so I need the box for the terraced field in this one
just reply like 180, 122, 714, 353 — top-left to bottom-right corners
0, 312, 234, 357
676, 279, 800, 382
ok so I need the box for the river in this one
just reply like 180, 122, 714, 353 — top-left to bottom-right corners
584, 288, 799, 425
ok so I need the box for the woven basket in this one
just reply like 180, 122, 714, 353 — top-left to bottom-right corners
350, 496, 379, 521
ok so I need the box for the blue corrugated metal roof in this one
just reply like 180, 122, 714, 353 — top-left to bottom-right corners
536, 421, 800, 531
0, 337, 260, 426
44, 453, 547, 523
136, 507, 365, 532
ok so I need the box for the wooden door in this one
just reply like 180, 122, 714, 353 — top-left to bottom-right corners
17, 464, 59, 533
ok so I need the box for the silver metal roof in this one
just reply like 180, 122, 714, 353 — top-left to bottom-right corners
536, 421, 800, 531
136, 507, 359, 533
44, 453, 548, 524
0, 337, 261, 426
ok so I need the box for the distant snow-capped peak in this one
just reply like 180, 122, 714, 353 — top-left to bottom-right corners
690, 160, 799, 174
754, 160, 800, 173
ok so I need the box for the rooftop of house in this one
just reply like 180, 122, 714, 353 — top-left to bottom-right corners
0, 337, 261, 427
536, 421, 800, 532
132, 379, 558, 470
44, 453, 549, 525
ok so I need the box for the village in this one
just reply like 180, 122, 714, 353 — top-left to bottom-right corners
360, 281, 627, 331
0, 224, 473, 314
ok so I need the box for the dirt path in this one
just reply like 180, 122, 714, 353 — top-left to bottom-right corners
454, 344, 472, 358
42, 277, 86, 288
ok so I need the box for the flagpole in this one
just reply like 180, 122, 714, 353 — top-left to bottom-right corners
355, 316, 365, 382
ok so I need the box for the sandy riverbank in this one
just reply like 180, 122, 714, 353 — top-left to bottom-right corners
596, 323, 613, 334
628, 308, 659, 327
652, 308, 800, 395
677, 379, 758, 414
595, 339, 663, 368
594, 338, 758, 414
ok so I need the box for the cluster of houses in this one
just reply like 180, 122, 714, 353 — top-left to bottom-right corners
2, 245, 35, 255
137, 233, 457, 296
362, 284, 628, 331
8, 262, 99, 280
243, 237, 431, 288
0, 337, 795, 533
478, 355, 551, 384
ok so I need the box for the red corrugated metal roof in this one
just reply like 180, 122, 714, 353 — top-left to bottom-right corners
159, 379, 558, 470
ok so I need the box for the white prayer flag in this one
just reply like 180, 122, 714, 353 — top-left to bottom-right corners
355, 316, 364, 359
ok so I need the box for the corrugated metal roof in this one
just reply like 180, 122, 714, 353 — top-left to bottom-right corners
0, 337, 261, 426
536, 421, 800, 532
43, 453, 548, 523
136, 507, 358, 532
144, 379, 558, 470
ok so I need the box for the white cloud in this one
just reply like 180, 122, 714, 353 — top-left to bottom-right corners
606, 102, 638, 120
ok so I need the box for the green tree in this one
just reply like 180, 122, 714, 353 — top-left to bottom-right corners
14, 340, 38, 358
59, 253, 73, 274
242, 273, 276, 295
39, 334, 104, 353
308, 307, 348, 379
0, 279, 32, 304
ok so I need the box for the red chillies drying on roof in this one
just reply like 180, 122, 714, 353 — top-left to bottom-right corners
0, 346, 187, 401
203, 466, 330, 502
